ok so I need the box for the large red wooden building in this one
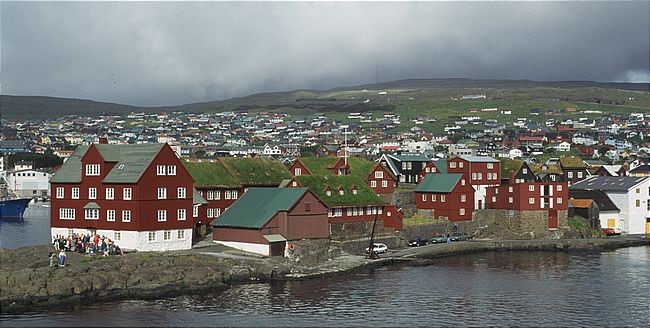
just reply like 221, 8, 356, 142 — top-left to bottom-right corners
446, 156, 501, 209
50, 143, 197, 251
415, 173, 475, 221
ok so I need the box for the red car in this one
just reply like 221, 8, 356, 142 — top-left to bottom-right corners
602, 227, 621, 236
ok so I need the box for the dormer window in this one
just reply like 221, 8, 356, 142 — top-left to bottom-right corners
351, 187, 358, 195
338, 188, 345, 196
85, 164, 100, 176
325, 188, 332, 196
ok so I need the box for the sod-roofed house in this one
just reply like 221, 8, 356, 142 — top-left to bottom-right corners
183, 158, 292, 234
500, 159, 537, 184
289, 156, 397, 195
286, 174, 402, 239
50, 143, 196, 251
559, 156, 590, 185
211, 188, 329, 256
415, 173, 475, 221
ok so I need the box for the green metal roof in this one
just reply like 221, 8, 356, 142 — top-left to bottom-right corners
434, 159, 448, 174
389, 153, 431, 162
50, 144, 164, 184
184, 158, 291, 188
211, 188, 308, 228
83, 202, 100, 209
415, 173, 463, 193
193, 188, 208, 205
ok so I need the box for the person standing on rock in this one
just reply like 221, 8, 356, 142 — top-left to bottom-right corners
49, 252, 56, 268
58, 250, 66, 267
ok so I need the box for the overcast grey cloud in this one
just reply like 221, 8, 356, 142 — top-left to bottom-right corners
1, 1, 648, 106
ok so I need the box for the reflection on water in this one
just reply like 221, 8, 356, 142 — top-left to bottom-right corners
0, 203, 50, 249
2, 246, 649, 327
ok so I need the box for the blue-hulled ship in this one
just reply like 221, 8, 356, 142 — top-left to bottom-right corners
0, 197, 31, 218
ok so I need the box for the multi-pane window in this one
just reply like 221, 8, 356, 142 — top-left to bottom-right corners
72, 188, 79, 199
215, 190, 221, 200
461, 194, 466, 202
178, 230, 185, 239
164, 230, 171, 240
88, 188, 97, 200
59, 208, 75, 220
107, 210, 116, 221
371, 180, 377, 188
177, 209, 186, 221
207, 191, 214, 200
157, 188, 167, 200
529, 198, 535, 205
295, 168, 302, 176
56, 187, 64, 199
557, 185, 563, 191
114, 231, 121, 241
207, 208, 214, 218
157, 210, 167, 222
636, 199, 641, 207
85, 209, 99, 220
487, 163, 494, 169
156, 165, 166, 175
508, 197, 513, 203
432, 194, 437, 202
557, 197, 563, 204
123, 188, 132, 200
167, 165, 176, 176
85, 164, 100, 176
450, 162, 457, 168
106, 188, 114, 200
529, 185, 535, 192
177, 187, 186, 199
422, 194, 427, 202
508, 186, 514, 193
148, 231, 156, 241
459, 162, 464, 168
441, 195, 446, 202
193, 205, 199, 218
375, 171, 384, 179
122, 210, 131, 222
215, 208, 221, 217
382, 180, 388, 188
472, 173, 477, 180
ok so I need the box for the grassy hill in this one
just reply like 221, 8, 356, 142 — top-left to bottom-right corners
1, 79, 648, 124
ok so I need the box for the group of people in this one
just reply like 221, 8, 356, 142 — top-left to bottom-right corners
50, 233, 123, 267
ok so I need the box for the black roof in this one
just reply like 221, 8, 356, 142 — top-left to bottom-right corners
569, 190, 619, 212
570, 176, 649, 192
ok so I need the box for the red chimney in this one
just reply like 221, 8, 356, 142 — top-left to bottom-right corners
98, 137, 108, 144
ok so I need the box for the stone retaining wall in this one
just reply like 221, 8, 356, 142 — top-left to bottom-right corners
329, 221, 398, 241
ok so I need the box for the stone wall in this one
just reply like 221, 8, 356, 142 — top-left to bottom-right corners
332, 236, 403, 255
400, 209, 570, 241
381, 188, 416, 216
286, 239, 329, 266
329, 221, 398, 241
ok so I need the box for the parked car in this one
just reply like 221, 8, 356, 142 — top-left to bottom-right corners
430, 235, 448, 243
602, 227, 621, 236
408, 237, 429, 247
365, 243, 388, 254
450, 232, 472, 241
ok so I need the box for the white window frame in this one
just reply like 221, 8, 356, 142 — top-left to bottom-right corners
472, 173, 477, 180
177, 208, 186, 221
148, 231, 156, 241
450, 162, 457, 168
529, 197, 535, 205
85, 208, 99, 220
375, 171, 384, 179
370, 180, 377, 188
461, 194, 466, 202
557, 197, 563, 204
164, 230, 171, 240
72, 187, 79, 199
556, 185, 563, 191
459, 161, 464, 168
295, 168, 302, 176
156, 165, 166, 176
123, 188, 132, 200
529, 185, 535, 192
56, 187, 64, 199
382, 180, 388, 188
157, 210, 167, 222
508, 197, 513, 204
105, 188, 114, 200
157, 187, 167, 200
167, 165, 176, 176
460, 208, 465, 215
107, 209, 116, 222
122, 210, 131, 222
487, 163, 494, 169
85, 164, 100, 176
177, 187, 186, 199
193, 205, 199, 218
177, 230, 185, 239
59, 208, 75, 220
114, 231, 121, 241
441, 195, 446, 202
88, 188, 97, 200
509, 186, 514, 193
215, 190, 221, 200
422, 194, 427, 201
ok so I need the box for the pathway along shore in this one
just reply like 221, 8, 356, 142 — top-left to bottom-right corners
1, 236, 648, 314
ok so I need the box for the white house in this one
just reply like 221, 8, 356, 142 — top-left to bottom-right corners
5, 162, 52, 198
555, 142, 571, 152
570, 176, 650, 234
509, 148, 523, 159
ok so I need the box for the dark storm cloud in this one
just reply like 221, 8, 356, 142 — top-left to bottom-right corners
1, 1, 648, 106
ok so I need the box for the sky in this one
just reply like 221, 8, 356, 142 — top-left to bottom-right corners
1, 1, 649, 107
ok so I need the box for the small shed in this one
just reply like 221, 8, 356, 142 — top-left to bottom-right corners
211, 188, 329, 256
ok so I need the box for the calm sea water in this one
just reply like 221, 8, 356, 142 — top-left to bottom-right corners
2, 206, 649, 326
0, 203, 51, 248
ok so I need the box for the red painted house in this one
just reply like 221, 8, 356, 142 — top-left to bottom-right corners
447, 156, 501, 209
415, 173, 475, 221
485, 181, 569, 228
212, 188, 329, 256
366, 163, 396, 194
182, 158, 292, 235
50, 143, 196, 251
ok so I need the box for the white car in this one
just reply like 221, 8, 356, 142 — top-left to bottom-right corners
365, 243, 388, 254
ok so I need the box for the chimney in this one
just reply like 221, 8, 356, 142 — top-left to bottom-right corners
98, 137, 108, 144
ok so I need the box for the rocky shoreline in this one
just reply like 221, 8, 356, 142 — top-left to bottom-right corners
2, 236, 648, 314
